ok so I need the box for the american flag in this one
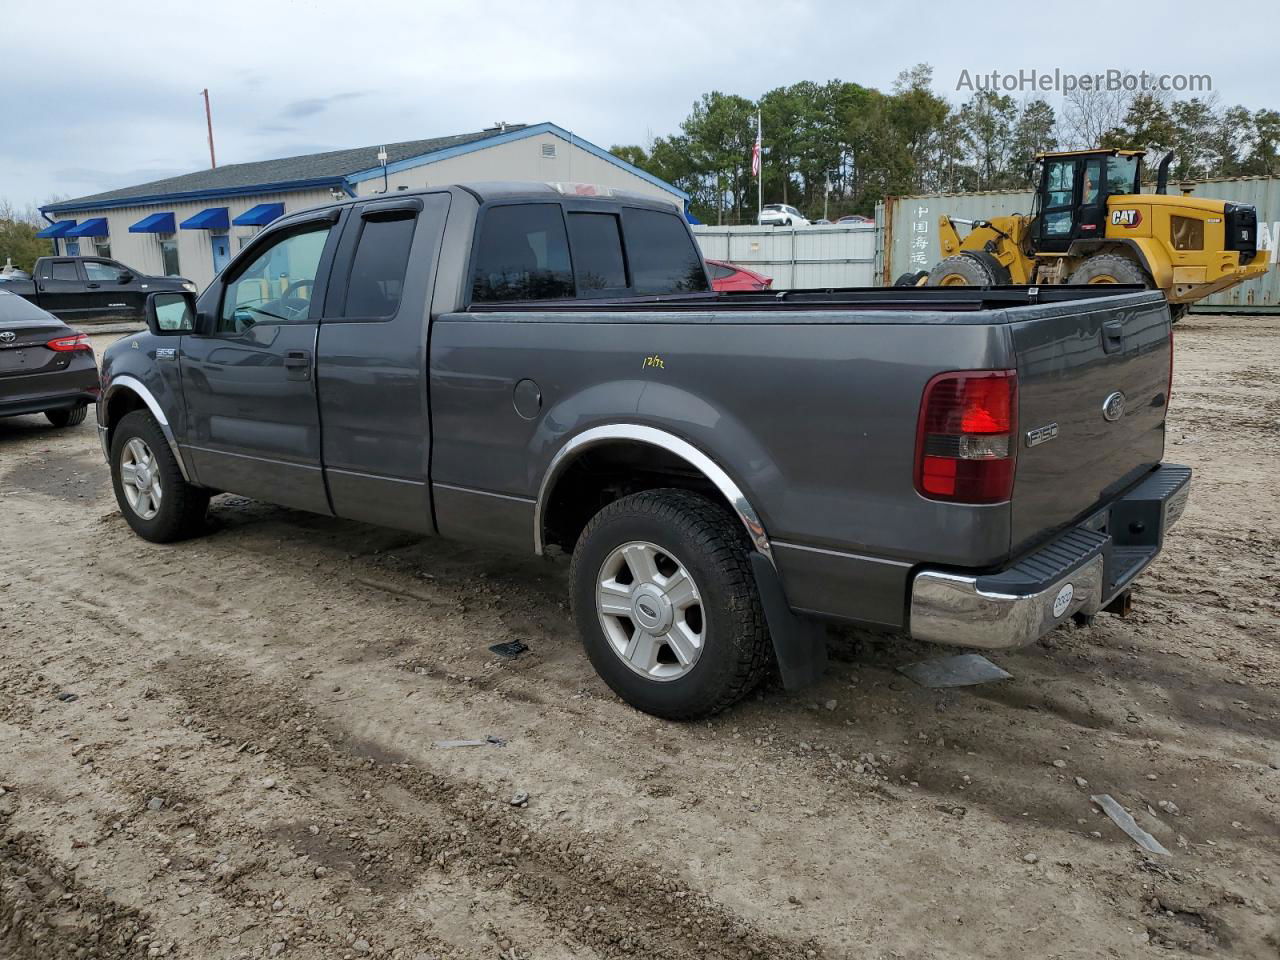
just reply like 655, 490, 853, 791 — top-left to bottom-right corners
751, 113, 762, 177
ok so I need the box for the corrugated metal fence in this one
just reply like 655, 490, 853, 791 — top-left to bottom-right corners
692, 224, 879, 289
880, 176, 1280, 312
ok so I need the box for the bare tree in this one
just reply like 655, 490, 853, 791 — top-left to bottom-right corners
1058, 87, 1137, 148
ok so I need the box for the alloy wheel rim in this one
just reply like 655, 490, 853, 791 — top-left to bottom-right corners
595, 540, 705, 682
120, 437, 162, 520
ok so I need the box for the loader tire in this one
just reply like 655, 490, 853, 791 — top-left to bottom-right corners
894, 270, 929, 287
927, 254, 996, 287
1067, 254, 1151, 287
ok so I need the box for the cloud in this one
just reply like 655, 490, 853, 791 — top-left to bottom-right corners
280, 92, 366, 120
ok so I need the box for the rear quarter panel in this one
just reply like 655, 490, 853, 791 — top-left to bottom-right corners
428, 311, 1017, 596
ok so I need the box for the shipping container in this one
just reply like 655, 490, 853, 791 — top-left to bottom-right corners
691, 224, 879, 289
881, 176, 1280, 313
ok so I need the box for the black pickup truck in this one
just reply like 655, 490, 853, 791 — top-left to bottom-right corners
96, 182, 1189, 720
3, 256, 195, 324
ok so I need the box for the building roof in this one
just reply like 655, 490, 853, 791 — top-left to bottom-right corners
43, 122, 687, 214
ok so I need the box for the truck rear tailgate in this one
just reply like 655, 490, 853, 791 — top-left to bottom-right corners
1008, 292, 1170, 556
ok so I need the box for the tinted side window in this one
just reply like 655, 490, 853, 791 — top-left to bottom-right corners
51, 261, 78, 281
707, 263, 735, 280
623, 210, 708, 294
344, 213, 417, 318
567, 213, 627, 293
471, 204, 573, 303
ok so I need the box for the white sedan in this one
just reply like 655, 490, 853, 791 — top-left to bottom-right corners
758, 204, 809, 227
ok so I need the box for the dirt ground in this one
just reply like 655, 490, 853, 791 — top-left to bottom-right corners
1, 317, 1277, 960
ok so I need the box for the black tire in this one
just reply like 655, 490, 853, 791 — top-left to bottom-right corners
894, 270, 929, 287
1170, 303, 1188, 324
927, 254, 996, 287
45, 404, 88, 428
569, 488, 771, 720
1066, 254, 1151, 287
110, 410, 211, 543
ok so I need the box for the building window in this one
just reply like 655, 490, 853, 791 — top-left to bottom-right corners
94, 238, 111, 259
159, 239, 181, 277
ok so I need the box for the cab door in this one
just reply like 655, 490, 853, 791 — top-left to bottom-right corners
1036, 157, 1079, 253
1074, 157, 1106, 241
34, 259, 91, 320
178, 211, 341, 513
82, 259, 144, 320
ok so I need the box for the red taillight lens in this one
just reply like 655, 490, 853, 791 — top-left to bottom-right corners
915, 370, 1018, 504
47, 333, 91, 352
1167, 325, 1174, 406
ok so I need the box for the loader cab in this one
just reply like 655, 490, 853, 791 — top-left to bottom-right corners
1033, 149, 1145, 253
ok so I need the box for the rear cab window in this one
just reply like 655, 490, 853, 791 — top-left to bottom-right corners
469, 201, 707, 304
49, 261, 79, 281
471, 204, 574, 303
343, 210, 418, 318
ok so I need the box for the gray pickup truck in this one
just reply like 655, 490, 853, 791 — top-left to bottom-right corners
96, 182, 1190, 719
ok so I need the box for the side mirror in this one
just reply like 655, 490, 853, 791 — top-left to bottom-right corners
117, 271, 134, 284
145, 291, 195, 336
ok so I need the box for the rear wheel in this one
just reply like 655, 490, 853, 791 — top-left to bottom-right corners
569, 488, 771, 720
45, 404, 88, 428
110, 410, 211, 543
894, 270, 929, 287
927, 254, 996, 287
1067, 254, 1151, 287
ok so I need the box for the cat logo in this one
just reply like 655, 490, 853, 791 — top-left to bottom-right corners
1110, 208, 1142, 228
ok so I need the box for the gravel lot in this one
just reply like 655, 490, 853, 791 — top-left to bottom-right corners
1, 317, 1277, 960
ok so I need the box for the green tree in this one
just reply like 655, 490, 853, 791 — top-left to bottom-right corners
0, 200, 51, 273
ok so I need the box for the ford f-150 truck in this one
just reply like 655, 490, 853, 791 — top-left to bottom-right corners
6, 256, 196, 324
96, 182, 1190, 719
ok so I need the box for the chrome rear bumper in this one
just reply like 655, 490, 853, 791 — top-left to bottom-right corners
909, 464, 1191, 650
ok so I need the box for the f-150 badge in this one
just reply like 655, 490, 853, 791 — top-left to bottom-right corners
1026, 423, 1058, 447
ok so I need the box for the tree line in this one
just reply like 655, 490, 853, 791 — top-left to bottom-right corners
613, 65, 1280, 224
0, 201, 51, 273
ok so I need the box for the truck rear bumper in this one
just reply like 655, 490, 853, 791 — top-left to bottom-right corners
909, 464, 1191, 649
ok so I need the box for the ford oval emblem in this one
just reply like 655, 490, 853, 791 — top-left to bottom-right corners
1102, 391, 1126, 422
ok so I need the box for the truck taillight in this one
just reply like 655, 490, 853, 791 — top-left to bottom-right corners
1167, 325, 1174, 406
914, 370, 1018, 504
47, 333, 91, 352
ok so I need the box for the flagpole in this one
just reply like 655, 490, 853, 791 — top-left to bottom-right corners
756, 109, 763, 224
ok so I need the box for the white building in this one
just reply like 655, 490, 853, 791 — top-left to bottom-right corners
38, 122, 688, 291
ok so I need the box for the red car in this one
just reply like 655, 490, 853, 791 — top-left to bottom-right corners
706, 259, 773, 292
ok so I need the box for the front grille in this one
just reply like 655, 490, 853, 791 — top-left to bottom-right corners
1223, 202, 1258, 260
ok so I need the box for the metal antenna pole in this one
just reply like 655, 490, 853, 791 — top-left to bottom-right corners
202, 89, 217, 169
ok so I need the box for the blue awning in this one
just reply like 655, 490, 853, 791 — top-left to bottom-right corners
233, 202, 284, 227
180, 207, 230, 230
66, 217, 109, 237
129, 212, 176, 233
36, 220, 77, 239
685, 209, 702, 225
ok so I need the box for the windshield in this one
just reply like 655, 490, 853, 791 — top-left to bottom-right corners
1106, 155, 1140, 195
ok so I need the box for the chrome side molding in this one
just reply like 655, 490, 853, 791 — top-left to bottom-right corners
534, 423, 773, 562
102, 375, 192, 482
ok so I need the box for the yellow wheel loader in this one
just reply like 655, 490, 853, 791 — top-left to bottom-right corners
902, 149, 1271, 318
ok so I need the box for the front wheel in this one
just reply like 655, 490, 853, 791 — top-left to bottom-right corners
110, 410, 211, 543
569, 489, 771, 720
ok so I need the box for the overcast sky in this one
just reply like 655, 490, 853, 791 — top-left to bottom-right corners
3, 0, 1270, 211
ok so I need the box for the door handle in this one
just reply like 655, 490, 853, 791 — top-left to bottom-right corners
86, 282, 100, 289
283, 349, 312, 381
1101, 319, 1124, 354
